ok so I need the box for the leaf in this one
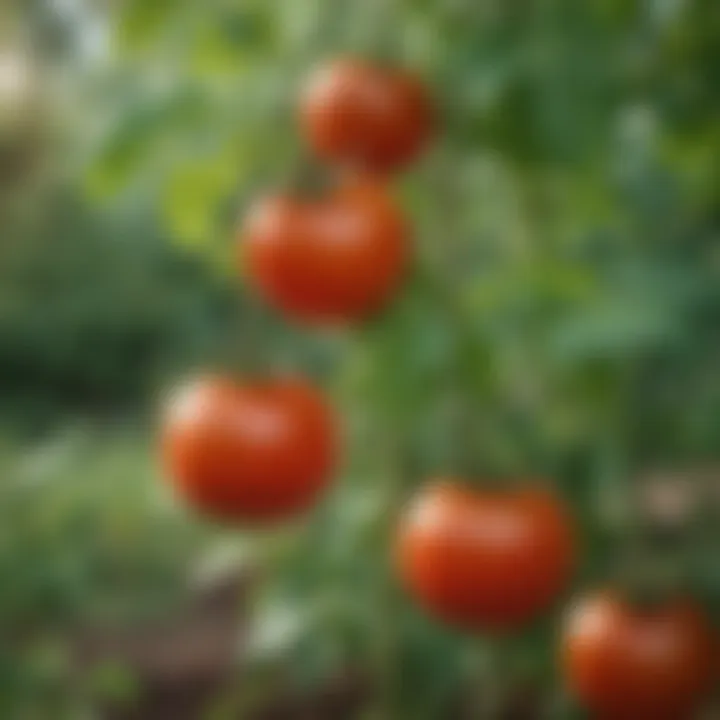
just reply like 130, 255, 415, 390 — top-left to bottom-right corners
190, 8, 276, 75
85, 88, 209, 198
85, 112, 159, 198
550, 298, 681, 362
118, 0, 188, 49
160, 158, 235, 246
467, 262, 598, 317
355, 282, 456, 421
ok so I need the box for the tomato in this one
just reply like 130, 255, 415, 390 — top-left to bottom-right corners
299, 58, 433, 174
395, 481, 575, 631
241, 180, 407, 323
562, 593, 716, 720
161, 376, 337, 523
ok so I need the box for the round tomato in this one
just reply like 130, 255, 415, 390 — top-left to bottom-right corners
299, 58, 433, 174
161, 376, 337, 523
395, 481, 575, 631
562, 593, 716, 720
241, 180, 407, 323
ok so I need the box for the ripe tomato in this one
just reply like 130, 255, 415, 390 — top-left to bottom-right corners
299, 58, 433, 174
241, 180, 407, 323
562, 593, 716, 720
161, 376, 337, 523
395, 481, 575, 631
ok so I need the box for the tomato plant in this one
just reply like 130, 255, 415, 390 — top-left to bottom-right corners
241, 179, 408, 323
562, 592, 717, 719
299, 58, 434, 175
161, 375, 338, 523
82, 1, 719, 714
395, 481, 575, 632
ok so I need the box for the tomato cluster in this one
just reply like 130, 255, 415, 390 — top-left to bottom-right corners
162, 58, 430, 526
160, 58, 717, 718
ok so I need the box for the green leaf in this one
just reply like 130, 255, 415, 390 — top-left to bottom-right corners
550, 298, 681, 361
85, 88, 210, 198
160, 158, 235, 246
118, 0, 187, 49
190, 9, 276, 75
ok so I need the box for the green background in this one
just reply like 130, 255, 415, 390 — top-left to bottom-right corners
0, 0, 718, 717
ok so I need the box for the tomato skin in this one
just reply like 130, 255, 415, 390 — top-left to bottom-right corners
562, 593, 716, 720
161, 376, 337, 523
241, 181, 407, 323
395, 481, 575, 632
299, 59, 433, 174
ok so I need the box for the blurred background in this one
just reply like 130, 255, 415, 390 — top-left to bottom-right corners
0, 0, 718, 717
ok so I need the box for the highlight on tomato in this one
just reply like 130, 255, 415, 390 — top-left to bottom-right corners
160, 375, 338, 524
299, 58, 434, 175
562, 592, 716, 720
395, 480, 575, 632
241, 178, 408, 324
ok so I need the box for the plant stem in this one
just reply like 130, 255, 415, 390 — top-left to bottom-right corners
419, 147, 500, 480
371, 435, 414, 718
227, 282, 272, 377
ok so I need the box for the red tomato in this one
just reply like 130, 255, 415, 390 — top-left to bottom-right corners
241, 180, 407, 323
395, 481, 575, 631
562, 593, 716, 720
161, 376, 337, 523
299, 58, 433, 174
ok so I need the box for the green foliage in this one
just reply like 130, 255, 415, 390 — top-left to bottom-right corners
0, 431, 208, 718
3, 0, 720, 716
0, 189, 239, 430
